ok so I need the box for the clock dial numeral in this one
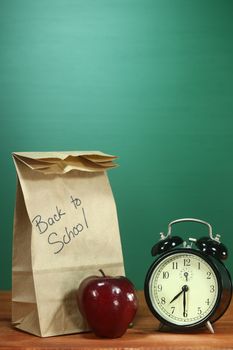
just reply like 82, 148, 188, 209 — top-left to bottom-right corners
172, 262, 178, 269
197, 307, 202, 315
206, 271, 211, 279
161, 297, 166, 305
183, 311, 188, 317
205, 298, 210, 305
198, 262, 201, 269
158, 284, 163, 292
163, 271, 169, 279
157, 284, 163, 292
184, 258, 191, 266
210, 285, 215, 293
171, 306, 175, 314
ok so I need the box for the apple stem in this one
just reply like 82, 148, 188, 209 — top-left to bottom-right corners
99, 269, 106, 277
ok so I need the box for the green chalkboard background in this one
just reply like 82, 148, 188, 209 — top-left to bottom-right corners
1, 0, 233, 290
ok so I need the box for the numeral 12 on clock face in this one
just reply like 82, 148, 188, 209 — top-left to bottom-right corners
148, 252, 219, 326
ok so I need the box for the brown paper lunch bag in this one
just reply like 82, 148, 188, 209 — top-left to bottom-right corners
11, 151, 125, 337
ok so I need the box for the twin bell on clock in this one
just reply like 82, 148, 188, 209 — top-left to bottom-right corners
144, 218, 232, 334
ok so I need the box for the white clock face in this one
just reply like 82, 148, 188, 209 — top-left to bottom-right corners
148, 252, 219, 326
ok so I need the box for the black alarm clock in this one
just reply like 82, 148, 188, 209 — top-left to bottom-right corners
144, 218, 232, 333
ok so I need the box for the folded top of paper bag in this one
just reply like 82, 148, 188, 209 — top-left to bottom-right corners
12, 151, 118, 174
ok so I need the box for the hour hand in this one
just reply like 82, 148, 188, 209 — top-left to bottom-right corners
170, 285, 188, 304
170, 289, 183, 304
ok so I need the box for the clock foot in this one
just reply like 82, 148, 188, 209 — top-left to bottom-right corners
206, 321, 214, 334
158, 322, 165, 331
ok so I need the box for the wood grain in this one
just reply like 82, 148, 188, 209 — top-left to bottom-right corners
0, 291, 233, 349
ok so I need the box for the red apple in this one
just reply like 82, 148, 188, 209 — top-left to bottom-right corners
76, 270, 138, 338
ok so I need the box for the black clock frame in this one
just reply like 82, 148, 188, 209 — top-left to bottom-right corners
144, 248, 232, 330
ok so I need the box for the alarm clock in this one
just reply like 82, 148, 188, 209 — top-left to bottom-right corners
144, 218, 232, 333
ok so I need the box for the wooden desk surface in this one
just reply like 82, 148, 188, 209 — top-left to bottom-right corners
0, 291, 233, 350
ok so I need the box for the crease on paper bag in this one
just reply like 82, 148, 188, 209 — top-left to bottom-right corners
13, 151, 117, 174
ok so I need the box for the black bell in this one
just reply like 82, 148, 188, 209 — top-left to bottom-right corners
151, 236, 183, 256
195, 237, 209, 253
196, 237, 228, 260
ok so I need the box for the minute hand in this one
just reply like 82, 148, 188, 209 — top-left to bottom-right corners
183, 289, 187, 316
